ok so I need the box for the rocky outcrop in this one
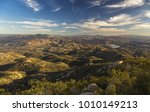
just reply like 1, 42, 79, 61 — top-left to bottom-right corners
80, 83, 101, 95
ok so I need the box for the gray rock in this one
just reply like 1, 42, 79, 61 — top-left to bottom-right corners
70, 87, 80, 95
87, 83, 99, 92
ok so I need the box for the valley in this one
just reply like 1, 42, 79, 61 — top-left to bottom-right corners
0, 35, 150, 95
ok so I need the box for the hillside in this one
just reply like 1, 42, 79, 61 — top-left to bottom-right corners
0, 35, 149, 95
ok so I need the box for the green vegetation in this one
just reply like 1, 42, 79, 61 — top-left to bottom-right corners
0, 35, 149, 95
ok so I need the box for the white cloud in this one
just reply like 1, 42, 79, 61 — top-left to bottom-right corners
70, 18, 127, 33
99, 28, 126, 32
89, 0, 102, 7
62, 23, 67, 26
0, 20, 58, 34
107, 0, 145, 8
25, 0, 41, 12
51, 6, 63, 12
72, 14, 139, 30
20, 20, 58, 27
31, 29, 66, 34
85, 0, 103, 9
134, 10, 150, 19
0, 20, 58, 28
65, 26, 79, 29
0, 19, 68, 34
22, 25, 43, 29
108, 14, 132, 22
130, 23, 150, 29
72, 21, 126, 32
107, 14, 141, 26
67, 12, 150, 34
1, 9, 150, 35
144, 11, 150, 18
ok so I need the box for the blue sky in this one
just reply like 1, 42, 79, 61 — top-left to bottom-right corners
0, 0, 150, 35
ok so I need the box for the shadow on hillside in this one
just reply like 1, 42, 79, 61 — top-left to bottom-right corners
0, 74, 46, 94
0, 63, 111, 94
0, 63, 16, 71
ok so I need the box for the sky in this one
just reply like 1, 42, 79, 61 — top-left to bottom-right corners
0, 0, 150, 35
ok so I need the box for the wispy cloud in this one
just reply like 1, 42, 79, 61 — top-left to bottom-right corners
89, 0, 102, 7
65, 26, 79, 29
24, 0, 41, 12
106, 0, 145, 8
22, 25, 43, 29
130, 23, 150, 30
0, 20, 58, 28
0, 19, 66, 34
29, 28, 66, 34
85, 0, 102, 9
128, 10, 150, 30
108, 14, 138, 25
0, 7, 150, 35
72, 13, 139, 29
20, 20, 58, 27
68, 16, 129, 33
85, 0, 110, 9
51, 6, 63, 12
65, 10, 150, 34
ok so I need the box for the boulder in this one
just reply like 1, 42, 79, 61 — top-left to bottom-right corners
87, 83, 99, 92
70, 87, 80, 95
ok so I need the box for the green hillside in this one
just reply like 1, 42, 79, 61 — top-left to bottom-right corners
0, 35, 149, 95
